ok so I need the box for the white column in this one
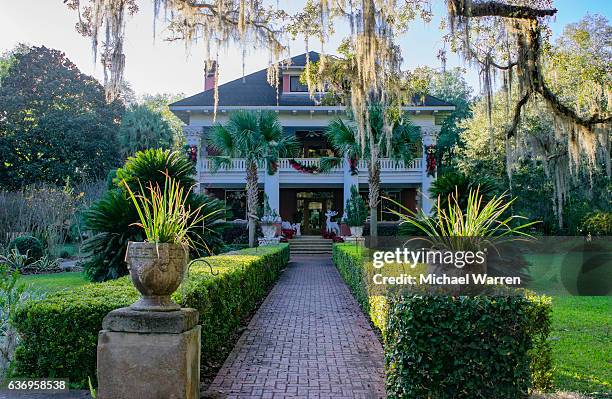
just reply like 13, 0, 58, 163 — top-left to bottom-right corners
420, 126, 440, 215
264, 166, 280, 216
184, 126, 203, 193
342, 154, 359, 213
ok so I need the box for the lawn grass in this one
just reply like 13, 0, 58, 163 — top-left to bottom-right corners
19, 272, 89, 294
550, 296, 612, 396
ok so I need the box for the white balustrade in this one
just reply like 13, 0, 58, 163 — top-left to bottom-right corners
202, 157, 423, 173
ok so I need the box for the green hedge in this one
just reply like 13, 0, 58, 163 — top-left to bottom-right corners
332, 244, 553, 398
11, 244, 290, 388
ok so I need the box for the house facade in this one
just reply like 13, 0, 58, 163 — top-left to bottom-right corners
170, 52, 454, 235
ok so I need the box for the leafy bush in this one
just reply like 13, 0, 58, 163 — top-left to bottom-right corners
332, 244, 553, 396
8, 236, 43, 265
0, 261, 27, 379
385, 295, 551, 399
580, 211, 612, 236
82, 149, 226, 281
11, 244, 289, 388
430, 171, 498, 212
363, 222, 398, 236
345, 185, 368, 227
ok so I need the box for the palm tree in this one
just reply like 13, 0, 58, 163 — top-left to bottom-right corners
208, 111, 300, 247
326, 106, 421, 237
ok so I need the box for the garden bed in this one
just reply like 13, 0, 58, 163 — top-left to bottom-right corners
11, 244, 290, 388
333, 244, 555, 398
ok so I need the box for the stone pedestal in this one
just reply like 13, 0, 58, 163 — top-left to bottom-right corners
97, 308, 200, 399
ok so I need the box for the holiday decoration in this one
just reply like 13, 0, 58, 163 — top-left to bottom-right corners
185, 145, 197, 163
426, 145, 436, 177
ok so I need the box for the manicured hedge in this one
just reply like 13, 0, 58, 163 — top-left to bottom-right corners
332, 244, 553, 398
11, 244, 290, 388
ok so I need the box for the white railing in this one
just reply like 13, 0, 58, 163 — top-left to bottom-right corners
202, 158, 249, 171
277, 158, 343, 172
202, 157, 423, 172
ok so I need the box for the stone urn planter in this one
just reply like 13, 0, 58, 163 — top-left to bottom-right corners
125, 241, 188, 312
349, 226, 364, 237
261, 223, 277, 239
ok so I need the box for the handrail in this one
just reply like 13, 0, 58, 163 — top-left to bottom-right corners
202, 157, 423, 172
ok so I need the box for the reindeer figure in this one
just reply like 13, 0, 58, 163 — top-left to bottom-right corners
325, 210, 340, 236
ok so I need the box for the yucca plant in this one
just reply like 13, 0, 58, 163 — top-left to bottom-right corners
122, 173, 219, 249
82, 149, 226, 282
388, 188, 538, 251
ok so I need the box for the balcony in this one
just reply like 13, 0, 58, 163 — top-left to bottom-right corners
199, 157, 424, 185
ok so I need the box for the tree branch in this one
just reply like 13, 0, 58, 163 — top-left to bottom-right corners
451, 0, 557, 19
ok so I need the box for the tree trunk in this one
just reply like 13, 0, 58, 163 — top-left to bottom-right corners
246, 161, 259, 248
368, 156, 381, 239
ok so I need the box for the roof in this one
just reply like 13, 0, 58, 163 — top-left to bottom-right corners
170, 51, 454, 109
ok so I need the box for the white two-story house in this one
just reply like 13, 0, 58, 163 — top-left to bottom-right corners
170, 52, 454, 235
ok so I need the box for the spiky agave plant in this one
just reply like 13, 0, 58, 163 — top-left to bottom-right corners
387, 188, 539, 251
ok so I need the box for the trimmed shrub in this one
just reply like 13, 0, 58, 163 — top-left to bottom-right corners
385, 296, 546, 399
332, 244, 553, 397
8, 236, 44, 264
363, 222, 399, 237
11, 244, 289, 388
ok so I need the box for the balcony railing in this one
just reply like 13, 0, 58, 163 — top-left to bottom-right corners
202, 157, 423, 172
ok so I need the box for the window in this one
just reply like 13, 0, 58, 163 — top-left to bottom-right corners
289, 76, 309, 92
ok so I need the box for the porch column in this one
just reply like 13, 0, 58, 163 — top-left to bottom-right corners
420, 126, 440, 215
264, 166, 280, 216
342, 155, 359, 213
184, 126, 203, 193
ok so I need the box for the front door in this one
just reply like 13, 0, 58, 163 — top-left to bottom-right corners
296, 191, 335, 236
303, 200, 326, 235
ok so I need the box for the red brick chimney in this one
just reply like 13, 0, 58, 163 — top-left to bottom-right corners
204, 60, 217, 91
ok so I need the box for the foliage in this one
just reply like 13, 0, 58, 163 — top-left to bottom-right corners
0, 46, 123, 190
332, 244, 554, 397
115, 149, 196, 193
208, 111, 299, 246
8, 237, 43, 265
140, 93, 186, 151
118, 104, 174, 158
124, 174, 219, 246
345, 186, 368, 227
0, 262, 27, 379
385, 295, 552, 398
579, 212, 612, 236
390, 189, 537, 252
260, 194, 280, 224
429, 171, 498, 212
11, 244, 290, 388
82, 149, 226, 281
0, 184, 87, 249
428, 68, 473, 171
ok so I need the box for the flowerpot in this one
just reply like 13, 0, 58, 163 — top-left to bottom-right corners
261, 223, 277, 239
349, 226, 363, 237
125, 242, 188, 312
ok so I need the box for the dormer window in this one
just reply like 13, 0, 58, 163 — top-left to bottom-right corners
289, 75, 309, 92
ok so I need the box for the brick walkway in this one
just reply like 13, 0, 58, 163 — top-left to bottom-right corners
205, 255, 386, 399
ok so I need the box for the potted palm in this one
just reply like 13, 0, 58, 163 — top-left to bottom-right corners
123, 174, 216, 311
345, 186, 368, 237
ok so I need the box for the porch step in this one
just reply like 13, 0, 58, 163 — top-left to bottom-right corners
289, 236, 333, 256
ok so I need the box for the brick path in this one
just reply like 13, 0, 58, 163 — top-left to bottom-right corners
205, 255, 386, 399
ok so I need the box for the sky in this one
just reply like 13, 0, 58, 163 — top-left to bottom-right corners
0, 0, 610, 100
